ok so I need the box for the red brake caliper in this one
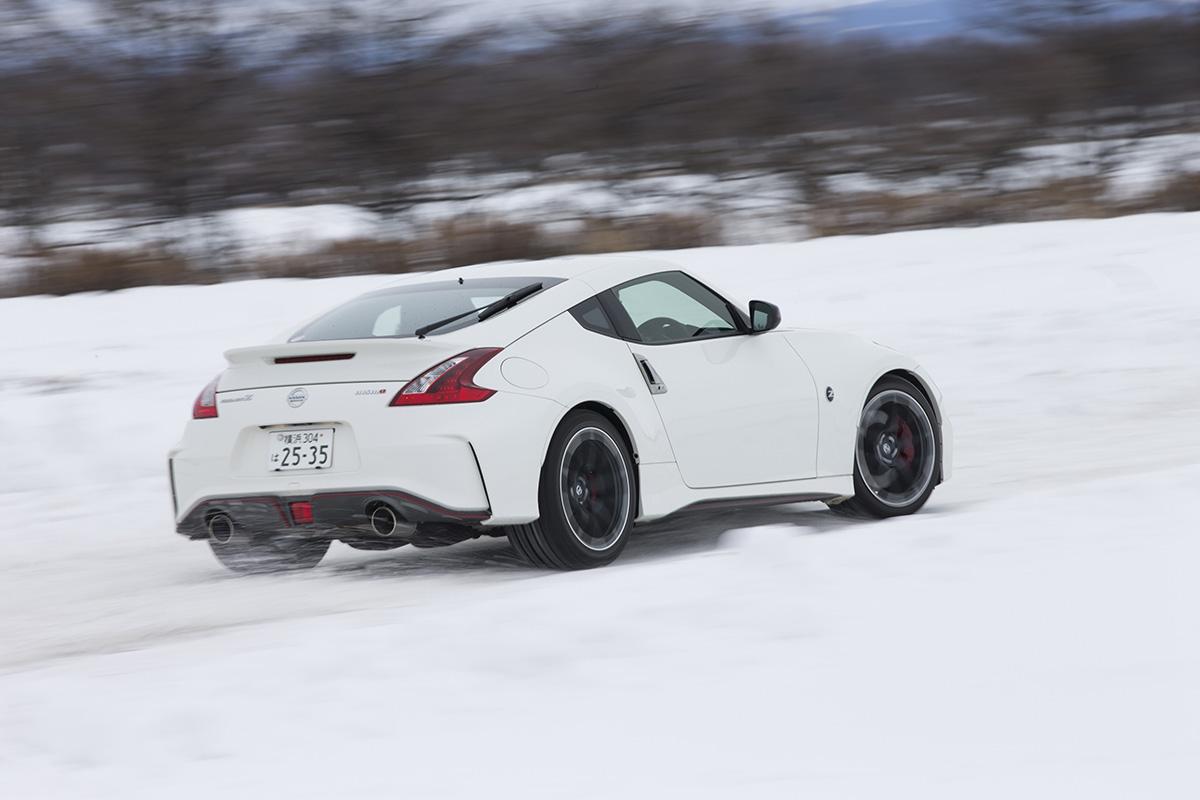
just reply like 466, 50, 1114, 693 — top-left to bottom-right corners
898, 418, 916, 464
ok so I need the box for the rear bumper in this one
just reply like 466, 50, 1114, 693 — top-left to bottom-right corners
169, 389, 565, 529
174, 487, 490, 539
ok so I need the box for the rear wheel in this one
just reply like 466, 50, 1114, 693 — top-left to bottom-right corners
508, 410, 637, 570
829, 376, 940, 519
208, 515, 330, 574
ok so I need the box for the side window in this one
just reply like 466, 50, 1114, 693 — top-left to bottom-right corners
614, 272, 740, 344
569, 296, 618, 338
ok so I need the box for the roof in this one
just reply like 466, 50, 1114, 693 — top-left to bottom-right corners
382, 253, 689, 294
273, 251, 756, 347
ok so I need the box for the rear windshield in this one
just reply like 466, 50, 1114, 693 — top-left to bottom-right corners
289, 277, 564, 343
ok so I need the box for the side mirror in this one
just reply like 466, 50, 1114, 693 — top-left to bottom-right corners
749, 300, 781, 333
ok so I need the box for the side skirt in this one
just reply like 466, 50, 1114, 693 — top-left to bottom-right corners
635, 462, 853, 523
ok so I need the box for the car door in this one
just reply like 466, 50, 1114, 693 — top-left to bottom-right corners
608, 271, 819, 489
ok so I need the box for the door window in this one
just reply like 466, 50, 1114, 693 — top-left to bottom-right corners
614, 272, 741, 344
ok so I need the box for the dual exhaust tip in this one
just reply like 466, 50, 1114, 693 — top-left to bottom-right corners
206, 503, 408, 541
368, 503, 417, 538
368, 504, 401, 537
207, 513, 235, 544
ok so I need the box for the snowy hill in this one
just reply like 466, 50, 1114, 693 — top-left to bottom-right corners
1, 213, 1199, 797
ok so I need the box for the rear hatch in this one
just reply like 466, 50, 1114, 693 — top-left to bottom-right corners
207, 339, 484, 485
220, 339, 464, 392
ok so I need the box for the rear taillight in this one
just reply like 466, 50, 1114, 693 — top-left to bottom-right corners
192, 375, 221, 419
390, 348, 502, 406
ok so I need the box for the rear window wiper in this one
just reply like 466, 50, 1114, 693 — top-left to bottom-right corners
415, 282, 544, 339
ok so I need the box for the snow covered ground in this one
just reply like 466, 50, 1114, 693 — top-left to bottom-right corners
1, 212, 1199, 797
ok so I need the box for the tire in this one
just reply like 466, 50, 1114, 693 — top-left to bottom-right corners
507, 410, 638, 570
208, 515, 330, 574
828, 375, 940, 519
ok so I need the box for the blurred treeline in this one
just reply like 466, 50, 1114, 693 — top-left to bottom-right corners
1, 0, 1199, 294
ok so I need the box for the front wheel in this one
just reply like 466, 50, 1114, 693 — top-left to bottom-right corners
507, 410, 637, 570
829, 376, 940, 519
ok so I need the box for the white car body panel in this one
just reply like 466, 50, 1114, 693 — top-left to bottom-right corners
627, 333, 819, 488
171, 384, 565, 524
490, 312, 676, 466
221, 338, 469, 393
169, 254, 951, 536
781, 330, 952, 480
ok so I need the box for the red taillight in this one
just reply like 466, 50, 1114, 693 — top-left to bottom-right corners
192, 375, 221, 419
390, 348, 502, 407
290, 501, 314, 525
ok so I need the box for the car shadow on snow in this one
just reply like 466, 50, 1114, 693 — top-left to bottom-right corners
321, 502, 864, 580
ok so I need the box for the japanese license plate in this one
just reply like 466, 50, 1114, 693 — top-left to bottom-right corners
268, 428, 334, 471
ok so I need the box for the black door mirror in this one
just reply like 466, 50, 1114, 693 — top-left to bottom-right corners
749, 300, 781, 333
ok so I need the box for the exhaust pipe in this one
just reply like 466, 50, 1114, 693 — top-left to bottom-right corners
207, 513, 235, 544
369, 504, 400, 537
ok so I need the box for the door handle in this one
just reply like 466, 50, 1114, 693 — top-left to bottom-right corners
634, 355, 668, 395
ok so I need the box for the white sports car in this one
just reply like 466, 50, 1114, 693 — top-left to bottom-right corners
169, 255, 952, 573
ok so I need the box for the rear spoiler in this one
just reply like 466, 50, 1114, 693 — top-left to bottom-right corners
223, 339, 450, 366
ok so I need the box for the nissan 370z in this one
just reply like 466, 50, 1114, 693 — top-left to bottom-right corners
169, 256, 952, 573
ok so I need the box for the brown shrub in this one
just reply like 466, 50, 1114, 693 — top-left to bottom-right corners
255, 238, 417, 280
426, 212, 720, 267
809, 178, 1114, 237
3, 247, 202, 297
1143, 172, 1200, 212
0, 212, 723, 297
569, 214, 720, 253
432, 216, 554, 268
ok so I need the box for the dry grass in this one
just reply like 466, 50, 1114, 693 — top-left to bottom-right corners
1, 212, 721, 296
427, 213, 719, 267
570, 214, 720, 254
809, 178, 1115, 237
2, 247, 205, 297
6, 183, 1187, 297
1143, 172, 1200, 212
433, 216, 552, 267
254, 238, 417, 280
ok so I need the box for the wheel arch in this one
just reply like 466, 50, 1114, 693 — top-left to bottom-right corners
559, 400, 642, 514
876, 368, 941, 425
872, 368, 945, 483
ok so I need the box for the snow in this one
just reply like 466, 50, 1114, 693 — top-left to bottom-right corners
1022, 132, 1200, 198
2, 212, 1200, 797
3, 130, 1197, 273
0, 205, 384, 276
823, 131, 1200, 199
0, 171, 804, 272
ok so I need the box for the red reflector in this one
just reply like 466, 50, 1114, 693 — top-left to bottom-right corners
290, 501, 314, 525
275, 353, 355, 364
